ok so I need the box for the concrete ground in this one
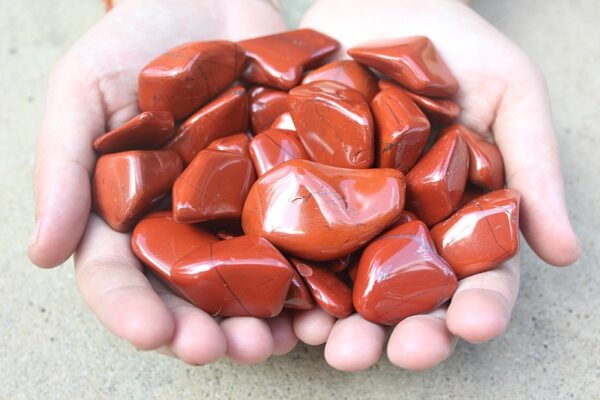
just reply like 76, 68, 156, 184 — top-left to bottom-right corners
1, 0, 599, 398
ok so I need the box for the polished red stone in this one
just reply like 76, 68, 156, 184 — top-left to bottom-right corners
93, 111, 174, 154
172, 149, 256, 223
167, 85, 248, 164
206, 132, 251, 157
323, 253, 355, 273
353, 220, 457, 325
445, 124, 505, 190
431, 189, 520, 279
93, 150, 182, 232
138, 41, 245, 120
239, 29, 339, 90
288, 81, 374, 168
270, 112, 296, 131
457, 184, 485, 209
406, 129, 469, 226
387, 210, 419, 232
248, 86, 289, 134
302, 60, 379, 102
284, 264, 315, 311
371, 86, 430, 173
348, 36, 458, 98
378, 80, 460, 124
171, 235, 293, 317
242, 159, 405, 261
248, 129, 309, 176
291, 258, 353, 318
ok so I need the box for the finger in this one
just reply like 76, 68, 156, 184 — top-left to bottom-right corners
267, 310, 299, 356
293, 307, 336, 345
149, 275, 227, 365
386, 308, 457, 371
446, 256, 520, 343
220, 317, 273, 364
74, 214, 175, 350
494, 71, 580, 266
324, 314, 386, 371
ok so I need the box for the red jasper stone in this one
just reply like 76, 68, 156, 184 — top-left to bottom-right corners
323, 253, 355, 273
302, 60, 379, 102
167, 85, 248, 164
371, 86, 431, 173
291, 258, 353, 318
348, 36, 458, 98
239, 29, 339, 90
242, 159, 405, 261
288, 81, 374, 169
353, 221, 457, 325
378, 80, 460, 124
270, 111, 296, 131
457, 184, 485, 209
171, 235, 293, 317
92, 111, 174, 154
172, 149, 256, 223
138, 41, 245, 120
248, 129, 309, 176
387, 210, 419, 231
93, 150, 182, 232
248, 86, 289, 134
206, 132, 251, 157
284, 264, 315, 310
446, 124, 505, 190
430, 189, 520, 279
406, 129, 469, 226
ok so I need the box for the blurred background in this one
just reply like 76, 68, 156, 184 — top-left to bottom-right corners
0, 0, 598, 398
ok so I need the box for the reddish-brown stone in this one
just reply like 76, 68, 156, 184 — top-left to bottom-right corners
206, 132, 251, 157
291, 258, 353, 318
138, 41, 245, 120
248, 129, 309, 176
171, 235, 293, 317
323, 253, 355, 273
284, 264, 315, 311
430, 189, 520, 279
242, 159, 405, 261
248, 86, 289, 134
354, 220, 457, 325
387, 210, 419, 232
302, 60, 379, 102
457, 184, 485, 209
270, 112, 296, 131
349, 36, 458, 97
172, 149, 256, 223
371, 86, 430, 173
167, 85, 248, 164
288, 81, 374, 169
406, 129, 469, 226
93, 111, 174, 154
93, 150, 182, 232
239, 29, 339, 90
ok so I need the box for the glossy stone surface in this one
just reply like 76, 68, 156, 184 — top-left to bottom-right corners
172, 149, 256, 223
288, 81, 374, 169
406, 129, 469, 226
431, 189, 520, 279
167, 85, 248, 164
387, 210, 419, 231
291, 258, 353, 318
93, 150, 182, 232
354, 220, 457, 325
371, 86, 430, 173
171, 235, 293, 317
378, 80, 460, 124
206, 132, 251, 157
242, 159, 406, 261
248, 129, 309, 176
323, 253, 355, 273
284, 264, 315, 311
348, 36, 458, 97
446, 124, 505, 190
138, 41, 245, 120
302, 60, 379, 102
93, 111, 174, 154
270, 112, 296, 131
248, 86, 289, 134
239, 29, 339, 90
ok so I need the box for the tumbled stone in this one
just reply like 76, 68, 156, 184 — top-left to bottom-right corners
248, 129, 309, 176
248, 86, 289, 134
206, 132, 251, 157
284, 264, 315, 311
242, 159, 405, 261
302, 60, 379, 102
353, 220, 457, 325
386, 210, 419, 231
270, 111, 296, 131
288, 81, 374, 168
138, 41, 245, 120
430, 189, 520, 279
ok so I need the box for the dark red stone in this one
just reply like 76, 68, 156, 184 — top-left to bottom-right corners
302, 60, 379, 102
248, 129, 308, 176
270, 111, 296, 131
206, 132, 251, 157
248, 86, 289, 134
284, 264, 315, 311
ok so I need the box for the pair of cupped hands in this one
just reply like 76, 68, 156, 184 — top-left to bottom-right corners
28, 0, 580, 371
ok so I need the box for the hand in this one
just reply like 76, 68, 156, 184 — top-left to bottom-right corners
27, 0, 299, 365
295, 0, 581, 371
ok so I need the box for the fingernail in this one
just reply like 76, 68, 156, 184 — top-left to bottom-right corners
29, 219, 41, 248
